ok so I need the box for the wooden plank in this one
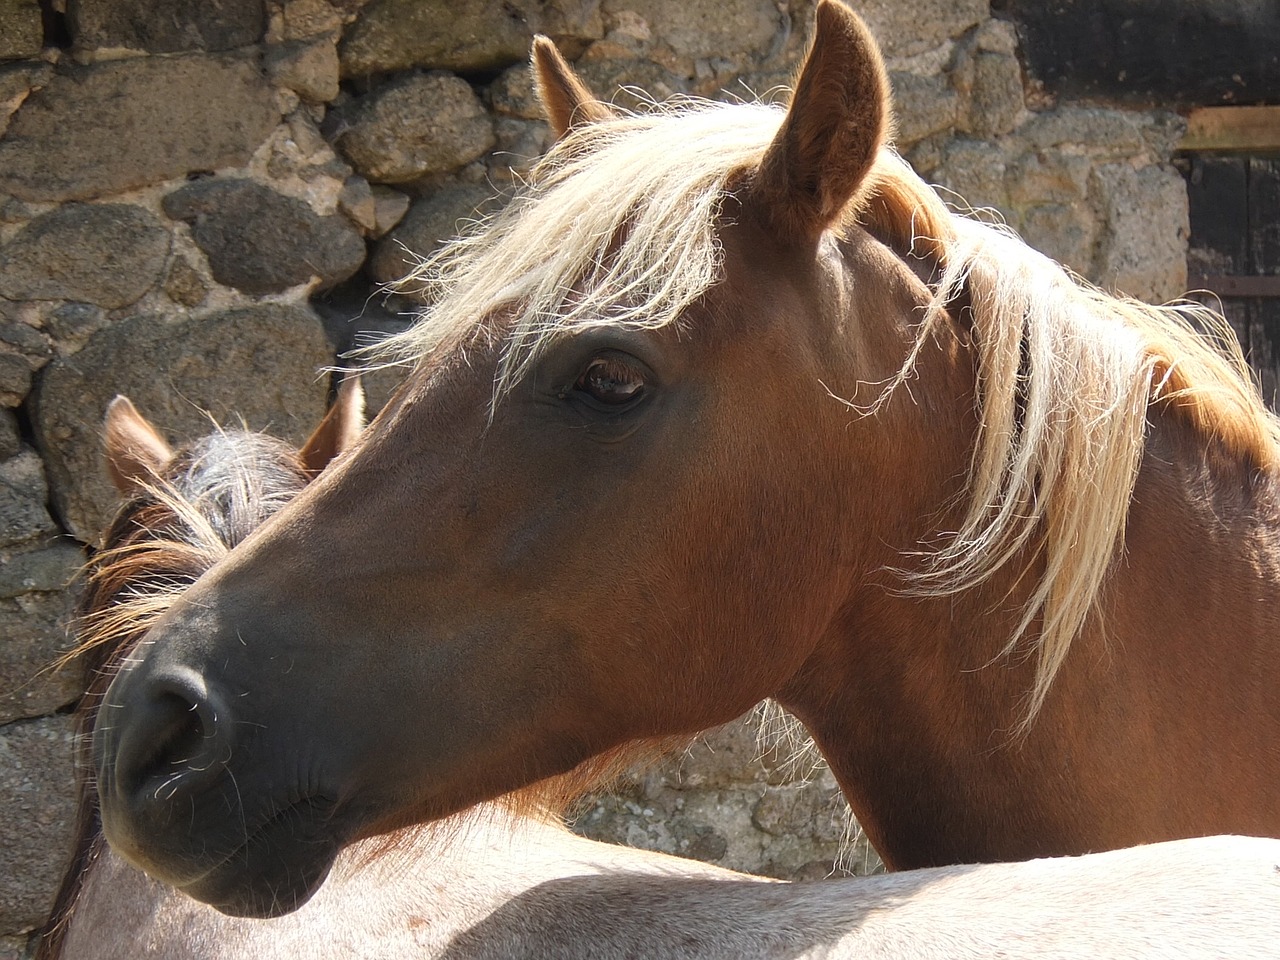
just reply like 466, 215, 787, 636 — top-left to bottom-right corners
996, 0, 1280, 107
1181, 106, 1280, 152
1188, 275, 1280, 298
1185, 156, 1248, 268
1248, 158, 1280, 273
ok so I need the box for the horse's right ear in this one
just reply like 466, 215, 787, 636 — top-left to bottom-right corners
752, 0, 891, 242
300, 376, 366, 477
531, 35, 614, 138
103, 396, 175, 495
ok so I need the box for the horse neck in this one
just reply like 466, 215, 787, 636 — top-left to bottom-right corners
781, 392, 1280, 869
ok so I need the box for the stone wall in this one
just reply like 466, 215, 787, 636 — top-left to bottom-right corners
0, 0, 1194, 952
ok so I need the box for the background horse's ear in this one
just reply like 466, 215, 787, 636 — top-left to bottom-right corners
300, 376, 366, 477
753, 0, 891, 241
532, 35, 615, 138
103, 396, 175, 495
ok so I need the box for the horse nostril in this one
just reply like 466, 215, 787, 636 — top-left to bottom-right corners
113, 667, 235, 805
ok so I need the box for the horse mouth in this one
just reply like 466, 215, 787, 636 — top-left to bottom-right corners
175, 795, 346, 918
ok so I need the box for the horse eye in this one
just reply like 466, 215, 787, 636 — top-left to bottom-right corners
573, 356, 646, 406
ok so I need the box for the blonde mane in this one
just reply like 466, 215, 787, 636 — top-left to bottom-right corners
372, 98, 1280, 720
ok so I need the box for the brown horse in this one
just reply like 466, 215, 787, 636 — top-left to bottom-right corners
92, 0, 1280, 916
44, 393, 1280, 959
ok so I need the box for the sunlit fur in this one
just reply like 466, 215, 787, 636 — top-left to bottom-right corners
371, 101, 1280, 724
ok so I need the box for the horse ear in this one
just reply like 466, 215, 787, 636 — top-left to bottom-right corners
103, 396, 175, 495
753, 0, 891, 241
300, 376, 366, 477
531, 35, 614, 138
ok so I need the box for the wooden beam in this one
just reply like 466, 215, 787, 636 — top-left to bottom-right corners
1181, 106, 1280, 152
1188, 274, 1280, 298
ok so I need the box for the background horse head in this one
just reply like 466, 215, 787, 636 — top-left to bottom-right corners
39, 382, 362, 957
91, 0, 1280, 916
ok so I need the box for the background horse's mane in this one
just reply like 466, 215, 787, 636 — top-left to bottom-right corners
370, 97, 1280, 721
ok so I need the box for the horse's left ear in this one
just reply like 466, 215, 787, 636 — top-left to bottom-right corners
300, 376, 366, 477
103, 396, 175, 495
753, 0, 891, 242
531, 35, 615, 139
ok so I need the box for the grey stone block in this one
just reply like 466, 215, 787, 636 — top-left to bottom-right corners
370, 182, 504, 289
1095, 162, 1189, 302
0, 54, 279, 202
334, 72, 496, 184
0, 452, 57, 550
67, 0, 265, 53
163, 178, 365, 295
0, 541, 82, 724
32, 304, 333, 540
340, 0, 603, 76
0, 204, 170, 309
0, 715, 77, 936
0, 0, 42, 61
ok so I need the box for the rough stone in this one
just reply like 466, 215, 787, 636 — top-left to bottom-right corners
41, 302, 105, 352
162, 257, 208, 308
936, 137, 1014, 220
68, 0, 265, 53
32, 304, 333, 540
0, 452, 57, 549
600, 0, 779, 60
370, 185, 410, 237
0, 540, 82, 598
1006, 150, 1091, 206
0, 354, 31, 408
487, 116, 551, 182
334, 73, 495, 184
1020, 106, 1148, 157
0, 320, 49, 405
309, 285, 413, 414
0, 204, 170, 309
489, 63, 542, 120
341, 0, 527, 75
857, 0, 986, 59
163, 179, 366, 294
0, 196, 37, 224
0, 411, 17, 462
0, 62, 51, 137
962, 49, 1025, 138
752, 780, 847, 844
265, 110, 349, 182
0, 0, 42, 61
1094, 162, 1189, 302
535, 0, 606, 46
340, 0, 603, 77
0, 715, 77, 936
266, 37, 340, 103
0, 934, 29, 959
338, 174, 377, 232
0, 320, 51, 366
370, 182, 505, 288
889, 71, 958, 147
573, 56, 688, 110
1020, 203, 1100, 278
282, 0, 344, 40
0, 54, 279, 203
0, 541, 83, 723
572, 712, 881, 880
